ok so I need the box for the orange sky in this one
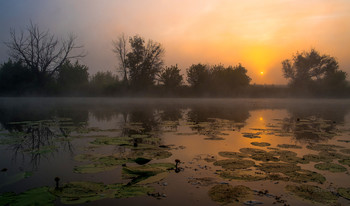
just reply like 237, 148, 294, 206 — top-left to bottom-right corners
1, 0, 350, 84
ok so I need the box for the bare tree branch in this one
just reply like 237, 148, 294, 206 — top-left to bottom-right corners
5, 23, 86, 82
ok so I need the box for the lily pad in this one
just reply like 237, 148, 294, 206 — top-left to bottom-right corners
250, 153, 279, 162
188, 177, 217, 186
258, 163, 300, 173
285, 184, 337, 204
0, 187, 56, 206
239, 148, 266, 155
314, 163, 347, 173
0, 171, 33, 189
277, 144, 302, 149
136, 172, 168, 185
339, 158, 350, 167
213, 159, 255, 170
285, 169, 326, 184
242, 133, 261, 139
339, 149, 350, 154
302, 154, 332, 163
122, 163, 175, 184
279, 155, 309, 164
208, 184, 252, 204
51, 181, 153, 204
338, 188, 350, 200
306, 144, 344, 152
218, 169, 267, 181
218, 151, 249, 159
134, 158, 151, 165
251, 142, 271, 147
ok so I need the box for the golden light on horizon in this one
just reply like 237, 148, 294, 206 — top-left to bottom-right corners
260, 71, 264, 75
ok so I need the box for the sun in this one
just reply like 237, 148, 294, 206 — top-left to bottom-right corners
260, 71, 264, 75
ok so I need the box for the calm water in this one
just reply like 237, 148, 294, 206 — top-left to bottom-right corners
0, 98, 350, 205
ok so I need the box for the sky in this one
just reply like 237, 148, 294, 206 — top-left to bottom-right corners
0, 0, 349, 84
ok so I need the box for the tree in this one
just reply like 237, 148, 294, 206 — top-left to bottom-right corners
56, 60, 89, 94
90, 71, 119, 95
0, 59, 36, 95
112, 33, 129, 84
5, 22, 85, 89
159, 65, 183, 89
281, 49, 347, 91
126, 35, 165, 90
186, 63, 210, 91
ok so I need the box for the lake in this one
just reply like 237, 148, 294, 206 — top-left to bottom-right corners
0, 98, 350, 205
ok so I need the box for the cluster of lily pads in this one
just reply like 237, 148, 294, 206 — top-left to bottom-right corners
0, 118, 179, 205
187, 118, 245, 140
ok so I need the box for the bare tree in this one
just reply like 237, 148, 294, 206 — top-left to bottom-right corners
112, 33, 129, 84
5, 22, 85, 86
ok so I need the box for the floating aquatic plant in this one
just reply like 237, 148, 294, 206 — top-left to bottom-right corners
338, 188, 350, 200
213, 159, 255, 170
251, 142, 271, 147
314, 163, 347, 173
218, 151, 249, 159
0, 187, 56, 206
208, 184, 252, 204
285, 184, 337, 204
277, 144, 302, 149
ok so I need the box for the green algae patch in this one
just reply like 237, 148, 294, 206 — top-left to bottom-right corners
251, 142, 271, 147
306, 144, 344, 152
285, 184, 337, 204
51, 181, 153, 204
239, 148, 266, 155
277, 144, 302, 149
218, 169, 267, 181
339, 149, 350, 154
258, 163, 300, 173
0, 187, 56, 206
337, 188, 350, 200
314, 163, 347, 173
213, 159, 255, 170
218, 151, 249, 159
285, 170, 326, 184
208, 184, 252, 204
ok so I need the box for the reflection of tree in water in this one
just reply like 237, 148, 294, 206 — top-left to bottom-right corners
281, 103, 349, 143
279, 117, 337, 143
5, 120, 73, 169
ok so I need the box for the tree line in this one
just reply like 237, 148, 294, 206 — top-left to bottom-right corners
0, 23, 349, 97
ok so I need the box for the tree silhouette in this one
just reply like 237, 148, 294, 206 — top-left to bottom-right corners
126, 35, 164, 90
57, 60, 89, 94
159, 65, 183, 90
186, 63, 210, 92
113, 33, 129, 85
5, 22, 85, 89
282, 49, 347, 94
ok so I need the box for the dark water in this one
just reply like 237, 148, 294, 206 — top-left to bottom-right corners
0, 98, 350, 205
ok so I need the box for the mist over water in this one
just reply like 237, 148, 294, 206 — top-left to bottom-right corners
0, 98, 350, 205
